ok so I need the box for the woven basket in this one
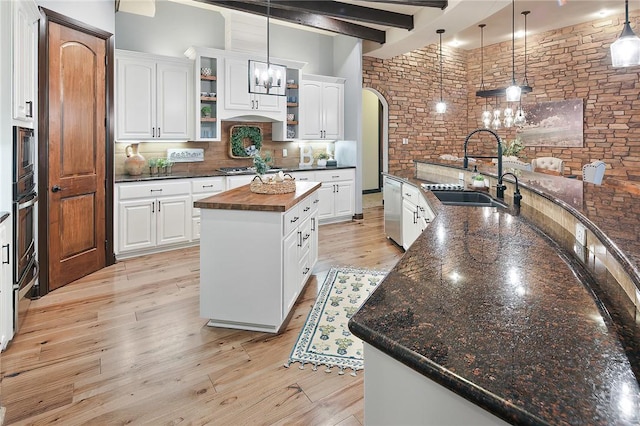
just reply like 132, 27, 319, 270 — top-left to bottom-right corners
250, 174, 296, 194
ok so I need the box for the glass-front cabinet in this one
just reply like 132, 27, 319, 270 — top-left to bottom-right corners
185, 46, 221, 141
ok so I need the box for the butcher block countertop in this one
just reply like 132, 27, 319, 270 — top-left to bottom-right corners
194, 181, 321, 212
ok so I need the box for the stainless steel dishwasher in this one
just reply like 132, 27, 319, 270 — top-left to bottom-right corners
383, 176, 402, 246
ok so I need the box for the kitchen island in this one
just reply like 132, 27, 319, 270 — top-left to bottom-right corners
195, 180, 321, 333
349, 164, 640, 425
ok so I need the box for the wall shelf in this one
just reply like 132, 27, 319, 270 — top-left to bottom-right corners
201, 117, 217, 122
200, 97, 217, 102
201, 75, 217, 81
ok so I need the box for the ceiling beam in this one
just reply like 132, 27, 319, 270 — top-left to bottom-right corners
365, 0, 447, 9
198, 0, 387, 43
243, 0, 414, 30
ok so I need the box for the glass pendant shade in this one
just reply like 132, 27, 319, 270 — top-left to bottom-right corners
611, 25, 640, 67
492, 109, 502, 129
514, 108, 526, 127
505, 83, 521, 102
436, 101, 447, 114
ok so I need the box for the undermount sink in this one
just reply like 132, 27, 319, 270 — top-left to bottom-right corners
432, 190, 507, 208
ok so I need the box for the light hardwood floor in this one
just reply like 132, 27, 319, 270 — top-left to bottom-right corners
1, 204, 402, 425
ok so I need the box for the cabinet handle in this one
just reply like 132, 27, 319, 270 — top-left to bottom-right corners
158, 200, 161, 212
26, 101, 33, 118
313, 199, 319, 204
335, 185, 339, 193
413, 211, 418, 224
298, 231, 302, 247
311, 217, 316, 231
251, 100, 254, 109
152, 127, 155, 137
303, 233, 310, 241
157, 127, 161, 138
290, 216, 299, 223
332, 176, 340, 179
151, 202, 155, 213
202, 184, 214, 188
299, 178, 308, 181
255, 99, 259, 109
150, 189, 163, 193
303, 267, 310, 275
2, 243, 9, 264
303, 206, 310, 212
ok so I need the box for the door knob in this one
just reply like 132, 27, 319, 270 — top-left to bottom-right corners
52, 185, 62, 192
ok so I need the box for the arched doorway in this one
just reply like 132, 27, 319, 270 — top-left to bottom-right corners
362, 88, 389, 193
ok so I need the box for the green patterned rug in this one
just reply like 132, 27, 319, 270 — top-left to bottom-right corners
285, 267, 387, 376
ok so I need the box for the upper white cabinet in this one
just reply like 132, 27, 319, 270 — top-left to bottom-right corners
185, 46, 221, 141
299, 75, 345, 140
12, 0, 40, 127
222, 58, 284, 118
116, 50, 193, 141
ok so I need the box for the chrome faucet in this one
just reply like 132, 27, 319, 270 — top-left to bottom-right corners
497, 172, 522, 206
463, 128, 503, 193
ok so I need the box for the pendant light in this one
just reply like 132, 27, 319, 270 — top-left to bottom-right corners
514, 10, 530, 127
435, 29, 446, 114
479, 24, 492, 127
611, 0, 640, 67
505, 0, 521, 102
248, 0, 286, 96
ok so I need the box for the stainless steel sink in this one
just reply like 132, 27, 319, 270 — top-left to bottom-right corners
432, 190, 507, 208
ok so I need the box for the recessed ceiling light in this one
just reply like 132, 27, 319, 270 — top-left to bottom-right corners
597, 9, 611, 18
448, 39, 462, 47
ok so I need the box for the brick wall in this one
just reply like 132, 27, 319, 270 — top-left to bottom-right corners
365, 10, 640, 180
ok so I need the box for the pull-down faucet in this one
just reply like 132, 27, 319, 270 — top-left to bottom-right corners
497, 172, 522, 206
463, 128, 502, 193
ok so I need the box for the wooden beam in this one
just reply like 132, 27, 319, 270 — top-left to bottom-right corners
365, 0, 447, 9
198, 0, 387, 43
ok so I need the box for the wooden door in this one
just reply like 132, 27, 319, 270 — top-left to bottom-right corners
46, 21, 107, 290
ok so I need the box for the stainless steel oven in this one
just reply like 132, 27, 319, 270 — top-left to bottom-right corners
12, 126, 38, 333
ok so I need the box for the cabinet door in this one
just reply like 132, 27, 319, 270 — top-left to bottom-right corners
119, 199, 156, 252
224, 58, 253, 112
299, 80, 323, 139
283, 229, 300, 318
402, 199, 420, 250
317, 184, 335, 220
156, 61, 191, 139
334, 181, 354, 218
0, 219, 12, 349
322, 82, 344, 140
116, 57, 156, 139
157, 195, 191, 246
12, 0, 38, 126
308, 214, 318, 270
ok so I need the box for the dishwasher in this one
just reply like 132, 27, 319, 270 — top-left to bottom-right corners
383, 176, 402, 246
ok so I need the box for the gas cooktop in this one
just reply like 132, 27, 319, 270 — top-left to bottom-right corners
218, 167, 255, 174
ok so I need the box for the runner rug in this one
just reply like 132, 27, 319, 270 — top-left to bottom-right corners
285, 267, 387, 376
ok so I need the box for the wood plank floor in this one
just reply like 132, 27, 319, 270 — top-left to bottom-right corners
1, 204, 403, 425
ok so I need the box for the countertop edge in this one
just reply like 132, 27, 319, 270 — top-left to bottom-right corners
0, 212, 9, 225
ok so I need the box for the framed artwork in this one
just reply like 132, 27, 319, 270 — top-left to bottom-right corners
516, 98, 584, 147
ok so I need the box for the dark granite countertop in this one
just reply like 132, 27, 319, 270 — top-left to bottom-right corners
350, 168, 640, 425
0, 211, 9, 225
115, 165, 355, 183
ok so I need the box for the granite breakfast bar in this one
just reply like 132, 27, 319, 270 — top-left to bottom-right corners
349, 162, 640, 425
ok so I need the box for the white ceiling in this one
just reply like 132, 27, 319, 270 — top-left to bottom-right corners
170, 0, 630, 59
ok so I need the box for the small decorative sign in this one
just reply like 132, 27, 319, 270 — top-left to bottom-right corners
167, 148, 204, 162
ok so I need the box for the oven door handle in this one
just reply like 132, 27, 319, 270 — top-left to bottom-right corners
18, 193, 38, 209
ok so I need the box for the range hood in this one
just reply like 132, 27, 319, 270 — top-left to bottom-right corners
222, 114, 282, 123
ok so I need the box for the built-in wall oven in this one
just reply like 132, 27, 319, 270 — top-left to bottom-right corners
12, 126, 38, 333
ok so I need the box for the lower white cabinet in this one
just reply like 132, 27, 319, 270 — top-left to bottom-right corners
0, 216, 13, 350
314, 168, 355, 223
191, 177, 225, 240
116, 180, 191, 257
400, 181, 434, 250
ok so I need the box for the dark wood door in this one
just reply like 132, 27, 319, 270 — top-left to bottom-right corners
46, 21, 107, 290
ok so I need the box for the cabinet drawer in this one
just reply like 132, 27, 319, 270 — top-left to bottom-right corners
291, 171, 315, 182
119, 181, 190, 200
402, 183, 420, 203
299, 195, 313, 221
191, 177, 225, 194
314, 168, 354, 183
283, 204, 301, 236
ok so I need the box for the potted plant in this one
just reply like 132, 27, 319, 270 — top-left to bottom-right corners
501, 138, 525, 160
165, 160, 174, 175
473, 174, 486, 188
201, 105, 212, 118
156, 157, 167, 174
253, 152, 269, 176
316, 152, 330, 167
148, 158, 158, 175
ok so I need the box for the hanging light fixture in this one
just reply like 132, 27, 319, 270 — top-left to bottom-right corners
435, 29, 447, 114
248, 0, 286, 96
478, 24, 492, 127
610, 0, 640, 67
514, 10, 530, 127
505, 0, 521, 102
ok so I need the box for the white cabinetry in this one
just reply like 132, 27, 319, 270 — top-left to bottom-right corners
199, 188, 320, 333
0, 216, 13, 350
184, 46, 221, 141
116, 50, 193, 141
223, 58, 284, 118
116, 180, 191, 257
12, 0, 39, 127
401, 182, 434, 250
315, 168, 355, 223
299, 75, 345, 140
191, 177, 225, 240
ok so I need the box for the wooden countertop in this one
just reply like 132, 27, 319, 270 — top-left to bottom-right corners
194, 181, 321, 212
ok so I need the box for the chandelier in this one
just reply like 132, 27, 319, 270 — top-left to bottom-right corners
248, 0, 286, 96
